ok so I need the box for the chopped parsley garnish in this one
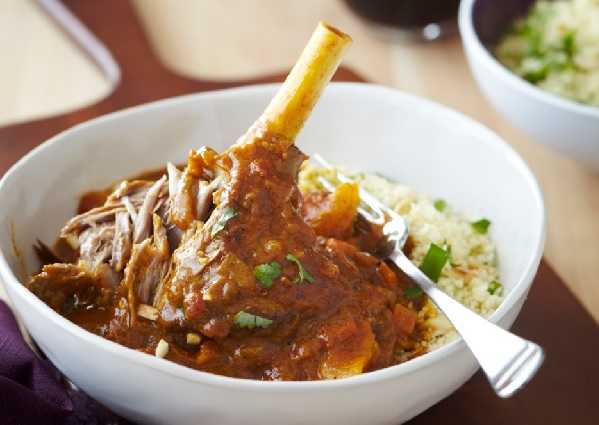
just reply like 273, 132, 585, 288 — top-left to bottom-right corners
434, 199, 447, 212
497, 3, 580, 87
254, 262, 282, 288
420, 243, 449, 283
562, 30, 576, 58
404, 286, 423, 300
445, 242, 459, 267
211, 207, 238, 237
234, 311, 273, 329
471, 218, 491, 235
488, 280, 503, 296
286, 253, 315, 283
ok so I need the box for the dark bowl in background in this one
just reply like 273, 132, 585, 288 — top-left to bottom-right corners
471, 0, 534, 46
343, 0, 461, 40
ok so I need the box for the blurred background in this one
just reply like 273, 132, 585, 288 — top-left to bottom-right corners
1, 0, 598, 322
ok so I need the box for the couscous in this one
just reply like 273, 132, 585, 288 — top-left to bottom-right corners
496, 0, 599, 107
300, 165, 504, 350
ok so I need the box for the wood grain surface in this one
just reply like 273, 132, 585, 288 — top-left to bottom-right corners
412, 261, 599, 425
0, 0, 111, 126
0, 1, 597, 424
2, 0, 598, 323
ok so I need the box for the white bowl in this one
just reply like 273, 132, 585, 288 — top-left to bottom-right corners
459, 0, 599, 171
0, 83, 545, 425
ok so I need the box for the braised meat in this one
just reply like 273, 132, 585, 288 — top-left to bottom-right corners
26, 22, 428, 381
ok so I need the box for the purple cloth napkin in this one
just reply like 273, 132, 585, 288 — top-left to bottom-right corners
0, 300, 132, 425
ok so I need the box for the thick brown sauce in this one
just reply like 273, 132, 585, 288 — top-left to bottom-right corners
36, 159, 428, 381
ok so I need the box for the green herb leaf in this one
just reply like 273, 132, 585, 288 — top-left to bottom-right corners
211, 207, 238, 237
562, 30, 576, 58
434, 199, 447, 212
234, 311, 273, 329
488, 280, 503, 296
420, 243, 449, 283
471, 218, 491, 234
445, 243, 459, 267
523, 67, 549, 84
254, 262, 282, 288
286, 253, 315, 283
404, 286, 423, 300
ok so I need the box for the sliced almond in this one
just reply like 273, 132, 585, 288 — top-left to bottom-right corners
186, 332, 202, 345
155, 339, 169, 358
137, 304, 159, 321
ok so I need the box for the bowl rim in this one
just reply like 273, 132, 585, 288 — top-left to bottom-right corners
459, 0, 599, 119
0, 82, 546, 392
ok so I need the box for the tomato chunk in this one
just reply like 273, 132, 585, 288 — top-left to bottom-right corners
184, 292, 206, 321
393, 303, 417, 336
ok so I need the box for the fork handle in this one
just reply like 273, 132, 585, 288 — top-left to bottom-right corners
390, 250, 544, 398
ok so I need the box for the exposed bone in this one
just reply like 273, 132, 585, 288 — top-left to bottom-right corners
255, 21, 351, 143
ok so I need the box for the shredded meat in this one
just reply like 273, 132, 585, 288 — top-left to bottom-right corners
111, 211, 132, 273
123, 215, 170, 324
133, 176, 167, 244
27, 138, 427, 380
28, 262, 115, 312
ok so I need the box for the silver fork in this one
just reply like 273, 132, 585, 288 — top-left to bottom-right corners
313, 154, 544, 398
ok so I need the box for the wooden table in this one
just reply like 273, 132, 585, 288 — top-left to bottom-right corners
1, 0, 598, 323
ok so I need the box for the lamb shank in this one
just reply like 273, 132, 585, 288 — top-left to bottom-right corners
28, 22, 427, 380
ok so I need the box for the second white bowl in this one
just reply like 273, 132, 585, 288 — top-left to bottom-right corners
459, 0, 599, 171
